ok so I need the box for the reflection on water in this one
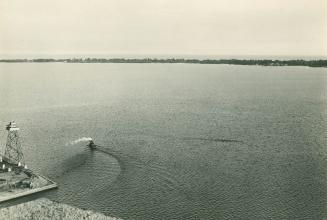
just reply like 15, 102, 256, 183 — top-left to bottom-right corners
0, 63, 327, 219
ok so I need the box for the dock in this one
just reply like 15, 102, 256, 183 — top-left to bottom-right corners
0, 122, 57, 203
0, 174, 57, 203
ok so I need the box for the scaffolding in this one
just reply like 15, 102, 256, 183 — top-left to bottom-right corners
4, 122, 25, 165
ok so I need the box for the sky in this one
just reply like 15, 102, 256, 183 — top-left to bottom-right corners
0, 0, 326, 58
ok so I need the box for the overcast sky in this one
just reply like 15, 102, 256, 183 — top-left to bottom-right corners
0, 0, 326, 57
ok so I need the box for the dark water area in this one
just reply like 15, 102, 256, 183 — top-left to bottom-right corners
0, 63, 327, 219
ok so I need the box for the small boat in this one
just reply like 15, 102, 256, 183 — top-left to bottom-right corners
87, 140, 96, 150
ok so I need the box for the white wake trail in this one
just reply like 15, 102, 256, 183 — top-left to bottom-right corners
66, 137, 93, 146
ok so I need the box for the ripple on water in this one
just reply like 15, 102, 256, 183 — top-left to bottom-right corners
44, 149, 121, 210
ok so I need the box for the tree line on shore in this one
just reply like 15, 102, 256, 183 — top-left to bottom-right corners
0, 58, 326, 67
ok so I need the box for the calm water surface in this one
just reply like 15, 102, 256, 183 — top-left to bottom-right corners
0, 63, 327, 219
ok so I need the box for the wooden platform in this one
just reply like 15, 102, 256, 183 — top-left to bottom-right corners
0, 174, 57, 203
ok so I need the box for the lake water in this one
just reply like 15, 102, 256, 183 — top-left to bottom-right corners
0, 63, 327, 219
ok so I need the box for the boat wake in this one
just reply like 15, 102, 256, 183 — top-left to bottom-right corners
65, 137, 93, 146
183, 137, 242, 143
93, 145, 187, 194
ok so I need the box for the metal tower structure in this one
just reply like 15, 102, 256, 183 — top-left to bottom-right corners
4, 122, 25, 165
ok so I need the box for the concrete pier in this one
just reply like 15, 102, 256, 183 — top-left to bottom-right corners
0, 173, 57, 203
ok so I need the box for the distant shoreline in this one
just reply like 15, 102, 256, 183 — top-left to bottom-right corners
0, 58, 326, 67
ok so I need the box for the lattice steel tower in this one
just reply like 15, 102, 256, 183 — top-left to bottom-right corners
4, 122, 25, 165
